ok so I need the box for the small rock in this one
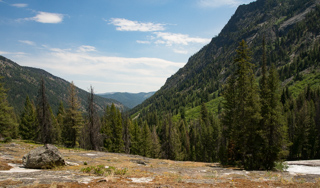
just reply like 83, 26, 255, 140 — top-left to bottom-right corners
97, 179, 107, 183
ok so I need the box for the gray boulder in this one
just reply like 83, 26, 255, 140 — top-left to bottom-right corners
22, 144, 65, 169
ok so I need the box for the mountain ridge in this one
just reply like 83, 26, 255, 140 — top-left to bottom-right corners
0, 56, 127, 115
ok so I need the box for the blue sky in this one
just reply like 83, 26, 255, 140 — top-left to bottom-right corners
0, 0, 254, 93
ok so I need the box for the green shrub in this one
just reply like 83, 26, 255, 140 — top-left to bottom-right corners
4, 137, 12, 143
274, 161, 289, 172
80, 165, 127, 176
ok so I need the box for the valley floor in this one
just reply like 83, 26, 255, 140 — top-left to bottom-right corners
0, 141, 320, 187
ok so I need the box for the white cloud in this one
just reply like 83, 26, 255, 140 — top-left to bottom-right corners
77, 45, 96, 52
0, 51, 26, 55
136, 40, 151, 44
15, 45, 185, 93
109, 18, 165, 32
154, 40, 166, 45
26, 12, 64, 24
19, 40, 35, 45
153, 32, 211, 46
198, 0, 253, 8
11, 3, 28, 8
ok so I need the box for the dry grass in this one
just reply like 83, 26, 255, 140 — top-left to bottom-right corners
0, 160, 12, 170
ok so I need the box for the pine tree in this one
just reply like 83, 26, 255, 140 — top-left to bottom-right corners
221, 74, 237, 165
151, 125, 161, 158
222, 40, 262, 169
86, 86, 101, 150
209, 113, 221, 162
130, 120, 142, 155
36, 78, 53, 144
101, 106, 113, 151
63, 81, 83, 148
49, 106, 61, 144
262, 64, 288, 169
56, 101, 65, 144
189, 121, 198, 161
0, 78, 18, 139
123, 114, 132, 154
19, 96, 36, 140
141, 121, 152, 157
110, 103, 124, 153
179, 120, 190, 160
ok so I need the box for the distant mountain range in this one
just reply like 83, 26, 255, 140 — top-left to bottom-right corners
98, 91, 155, 109
0, 56, 127, 115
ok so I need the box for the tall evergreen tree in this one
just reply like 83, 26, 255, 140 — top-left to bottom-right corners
141, 121, 152, 157
56, 101, 65, 140
19, 96, 36, 140
49, 106, 61, 144
130, 120, 142, 155
151, 125, 161, 158
85, 86, 101, 150
262, 64, 288, 169
123, 114, 132, 154
63, 81, 83, 148
110, 103, 124, 153
36, 78, 53, 144
179, 120, 190, 160
101, 106, 113, 151
221, 74, 237, 165
222, 40, 262, 169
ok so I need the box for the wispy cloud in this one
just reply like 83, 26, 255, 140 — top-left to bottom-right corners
198, 0, 252, 8
11, 3, 28, 8
109, 18, 165, 32
15, 45, 185, 92
136, 40, 151, 44
77, 45, 96, 52
24, 11, 64, 24
153, 32, 211, 46
0, 51, 26, 55
19, 40, 35, 45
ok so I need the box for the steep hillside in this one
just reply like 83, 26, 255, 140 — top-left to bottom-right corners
0, 56, 126, 115
98, 92, 155, 109
131, 0, 320, 120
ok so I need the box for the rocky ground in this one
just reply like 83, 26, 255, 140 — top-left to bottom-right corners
1, 141, 320, 187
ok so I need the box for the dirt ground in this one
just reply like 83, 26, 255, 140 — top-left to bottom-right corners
1, 141, 320, 188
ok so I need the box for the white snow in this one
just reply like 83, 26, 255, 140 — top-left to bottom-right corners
86, 153, 96, 156
129, 177, 154, 183
0, 163, 41, 173
287, 165, 320, 175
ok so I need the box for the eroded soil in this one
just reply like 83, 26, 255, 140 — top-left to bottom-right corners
1, 141, 320, 187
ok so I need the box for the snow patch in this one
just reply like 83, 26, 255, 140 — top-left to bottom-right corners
287, 165, 320, 175
129, 177, 154, 183
86, 153, 96, 156
0, 163, 41, 173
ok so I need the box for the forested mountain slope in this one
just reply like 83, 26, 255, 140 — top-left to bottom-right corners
131, 0, 320, 120
0, 56, 126, 115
